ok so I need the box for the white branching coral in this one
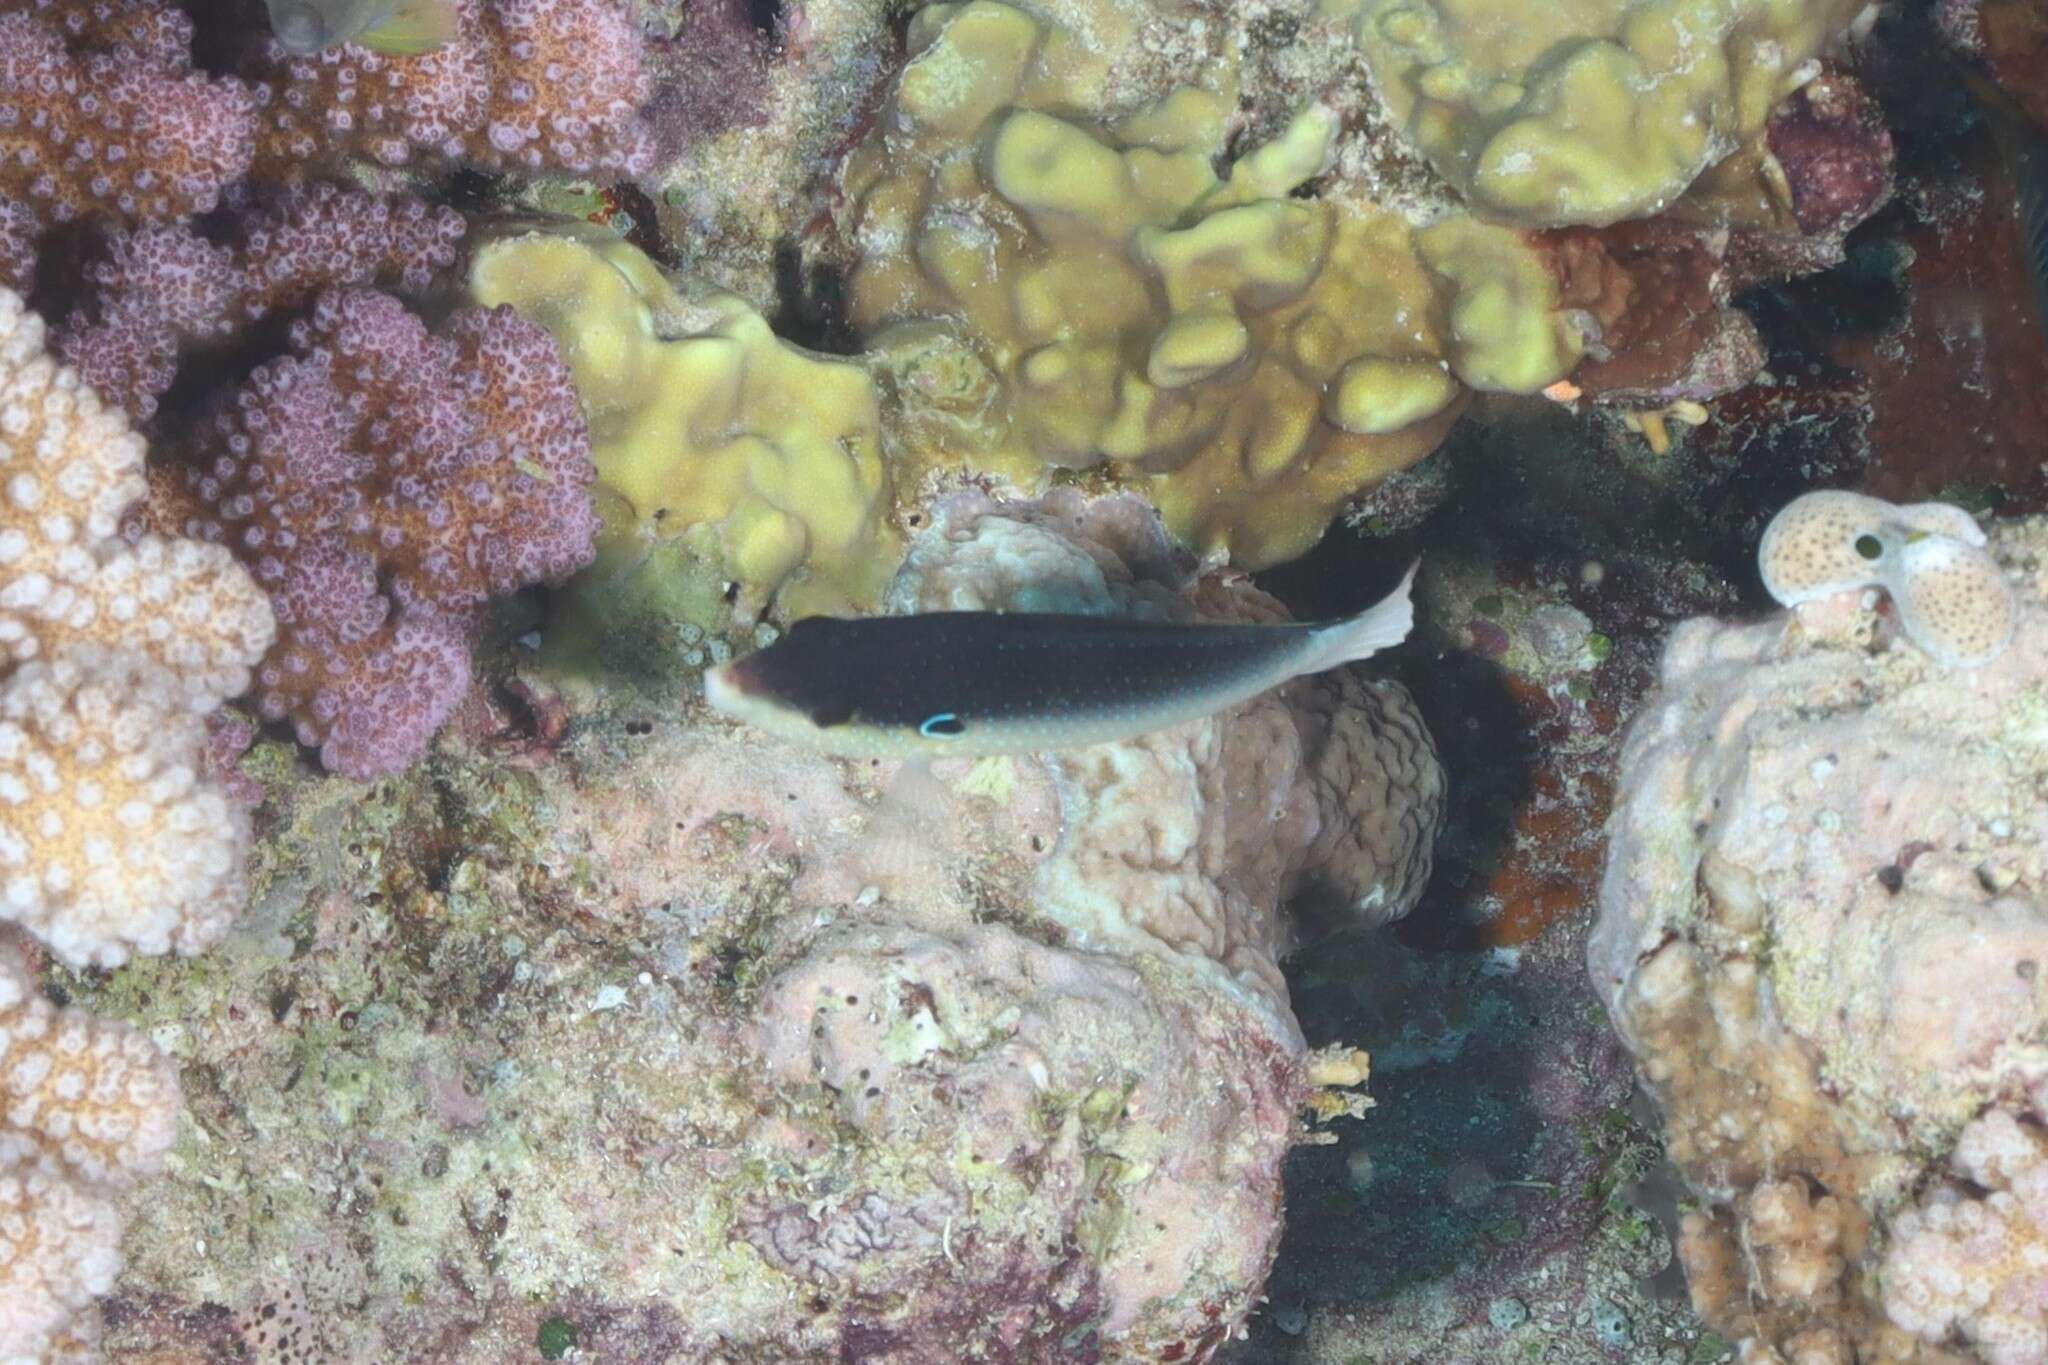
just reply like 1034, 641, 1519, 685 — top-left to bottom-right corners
0, 939, 177, 1363
0, 286, 273, 968
0, 656, 250, 968
0, 288, 271, 703
0, 286, 271, 1355
0, 941, 178, 1185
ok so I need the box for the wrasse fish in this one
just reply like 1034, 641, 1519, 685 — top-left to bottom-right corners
704, 563, 1419, 759
264, 0, 460, 56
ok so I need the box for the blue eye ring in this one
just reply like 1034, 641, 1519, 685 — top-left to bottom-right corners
919, 713, 966, 738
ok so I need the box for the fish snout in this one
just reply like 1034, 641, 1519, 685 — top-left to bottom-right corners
701, 657, 760, 717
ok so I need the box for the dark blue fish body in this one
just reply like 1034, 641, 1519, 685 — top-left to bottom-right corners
705, 565, 1417, 757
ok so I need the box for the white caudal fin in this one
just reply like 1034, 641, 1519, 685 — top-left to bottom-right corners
1300, 559, 1419, 674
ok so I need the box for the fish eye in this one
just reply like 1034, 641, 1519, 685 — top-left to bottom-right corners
919, 713, 965, 738
1853, 533, 1883, 561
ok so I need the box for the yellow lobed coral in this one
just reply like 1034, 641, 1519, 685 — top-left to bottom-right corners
842, 0, 1584, 568
1334, 0, 1869, 226
469, 228, 901, 620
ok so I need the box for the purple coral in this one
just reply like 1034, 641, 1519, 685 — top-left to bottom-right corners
175, 288, 597, 778
244, 0, 654, 180
0, 5, 253, 246
59, 184, 466, 419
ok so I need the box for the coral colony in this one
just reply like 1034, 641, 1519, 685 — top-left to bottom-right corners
0, 0, 2042, 1361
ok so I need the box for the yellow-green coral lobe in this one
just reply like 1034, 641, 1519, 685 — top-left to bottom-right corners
843, 0, 1580, 568
1336, 0, 1867, 225
469, 227, 902, 619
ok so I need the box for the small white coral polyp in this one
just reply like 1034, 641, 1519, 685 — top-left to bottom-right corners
1759, 489, 2015, 667
1886, 1109, 2048, 1365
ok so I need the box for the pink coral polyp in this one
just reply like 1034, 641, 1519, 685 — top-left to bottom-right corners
59, 184, 467, 421
182, 288, 597, 779
0, 8, 252, 244
248, 0, 653, 180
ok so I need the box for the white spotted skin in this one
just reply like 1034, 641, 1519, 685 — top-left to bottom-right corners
1758, 490, 2014, 669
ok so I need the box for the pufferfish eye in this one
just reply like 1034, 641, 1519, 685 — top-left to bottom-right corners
1853, 533, 1884, 561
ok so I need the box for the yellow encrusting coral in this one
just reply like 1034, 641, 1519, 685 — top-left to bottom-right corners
1332, 0, 1869, 225
842, 0, 1584, 567
469, 228, 901, 620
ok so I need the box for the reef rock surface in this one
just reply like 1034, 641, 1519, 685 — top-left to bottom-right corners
87, 491, 1442, 1362
1592, 515, 2048, 1362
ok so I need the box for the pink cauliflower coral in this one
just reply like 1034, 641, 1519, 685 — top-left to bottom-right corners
244, 0, 654, 181
60, 184, 467, 419
173, 288, 598, 778
0, 3, 252, 274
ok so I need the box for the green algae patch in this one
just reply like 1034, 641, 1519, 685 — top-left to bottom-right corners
537, 1316, 578, 1359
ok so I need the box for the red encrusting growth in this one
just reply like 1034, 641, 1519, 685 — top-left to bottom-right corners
174, 288, 599, 778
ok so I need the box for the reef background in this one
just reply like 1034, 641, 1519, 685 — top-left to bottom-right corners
0, 0, 2043, 1359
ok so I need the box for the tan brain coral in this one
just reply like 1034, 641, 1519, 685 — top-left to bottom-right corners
887, 489, 1444, 1017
